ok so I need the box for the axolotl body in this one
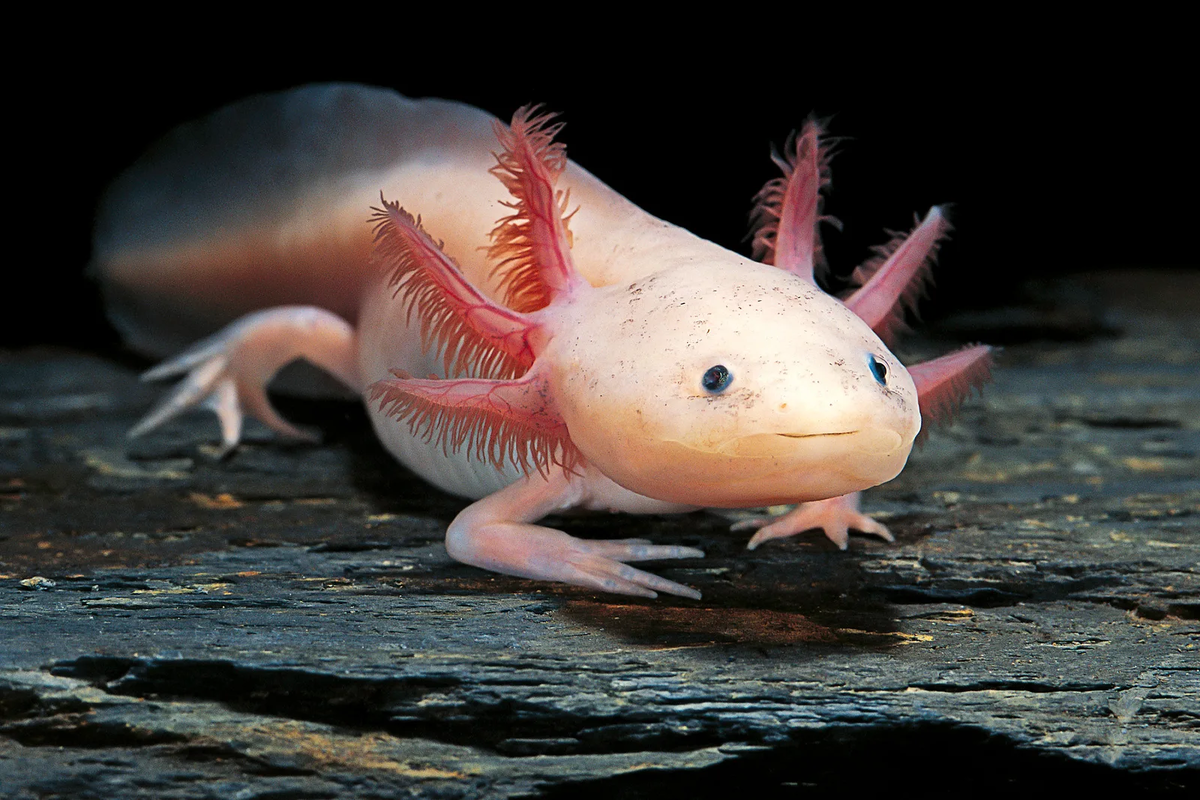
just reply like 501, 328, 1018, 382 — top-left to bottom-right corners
94, 84, 991, 599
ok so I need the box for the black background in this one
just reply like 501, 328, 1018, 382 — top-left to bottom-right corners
10, 31, 1194, 350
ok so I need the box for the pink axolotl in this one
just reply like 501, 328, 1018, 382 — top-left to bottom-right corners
94, 84, 991, 600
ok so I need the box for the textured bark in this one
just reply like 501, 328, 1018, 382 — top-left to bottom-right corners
1, 273, 1197, 797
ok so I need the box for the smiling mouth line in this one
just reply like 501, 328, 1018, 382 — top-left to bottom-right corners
775, 431, 856, 439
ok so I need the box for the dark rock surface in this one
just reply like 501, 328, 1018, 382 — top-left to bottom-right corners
2, 273, 1197, 797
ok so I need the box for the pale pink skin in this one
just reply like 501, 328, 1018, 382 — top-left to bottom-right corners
96, 86, 990, 599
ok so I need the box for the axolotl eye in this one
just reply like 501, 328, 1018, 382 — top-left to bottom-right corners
867, 354, 889, 386
702, 364, 733, 394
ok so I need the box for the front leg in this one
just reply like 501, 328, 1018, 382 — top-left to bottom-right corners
732, 492, 893, 551
446, 468, 704, 599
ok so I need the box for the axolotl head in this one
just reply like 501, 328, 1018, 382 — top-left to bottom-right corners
547, 260, 922, 507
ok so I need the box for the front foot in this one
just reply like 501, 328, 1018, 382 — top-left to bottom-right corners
445, 470, 704, 599
453, 523, 703, 599
732, 492, 893, 551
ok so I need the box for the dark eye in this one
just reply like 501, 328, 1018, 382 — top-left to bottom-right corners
702, 364, 733, 393
868, 354, 888, 386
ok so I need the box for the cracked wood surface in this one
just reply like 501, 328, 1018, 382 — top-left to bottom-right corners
2, 272, 1198, 797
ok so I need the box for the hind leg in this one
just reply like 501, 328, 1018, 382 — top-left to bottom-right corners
131, 306, 359, 453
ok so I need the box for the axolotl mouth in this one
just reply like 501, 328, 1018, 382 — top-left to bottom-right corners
641, 426, 914, 507
714, 428, 905, 458
623, 427, 914, 507
775, 431, 855, 439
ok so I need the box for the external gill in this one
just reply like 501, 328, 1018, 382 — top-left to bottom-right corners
749, 119, 839, 285
369, 107, 591, 476
370, 200, 537, 379
488, 106, 590, 312
749, 120, 994, 435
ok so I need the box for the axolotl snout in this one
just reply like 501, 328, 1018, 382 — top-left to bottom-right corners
94, 84, 989, 599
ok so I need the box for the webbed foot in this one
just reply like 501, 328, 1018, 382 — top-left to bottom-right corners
445, 470, 704, 599
130, 307, 358, 453
732, 492, 893, 551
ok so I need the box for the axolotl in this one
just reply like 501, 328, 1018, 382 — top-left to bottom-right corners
93, 84, 992, 600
